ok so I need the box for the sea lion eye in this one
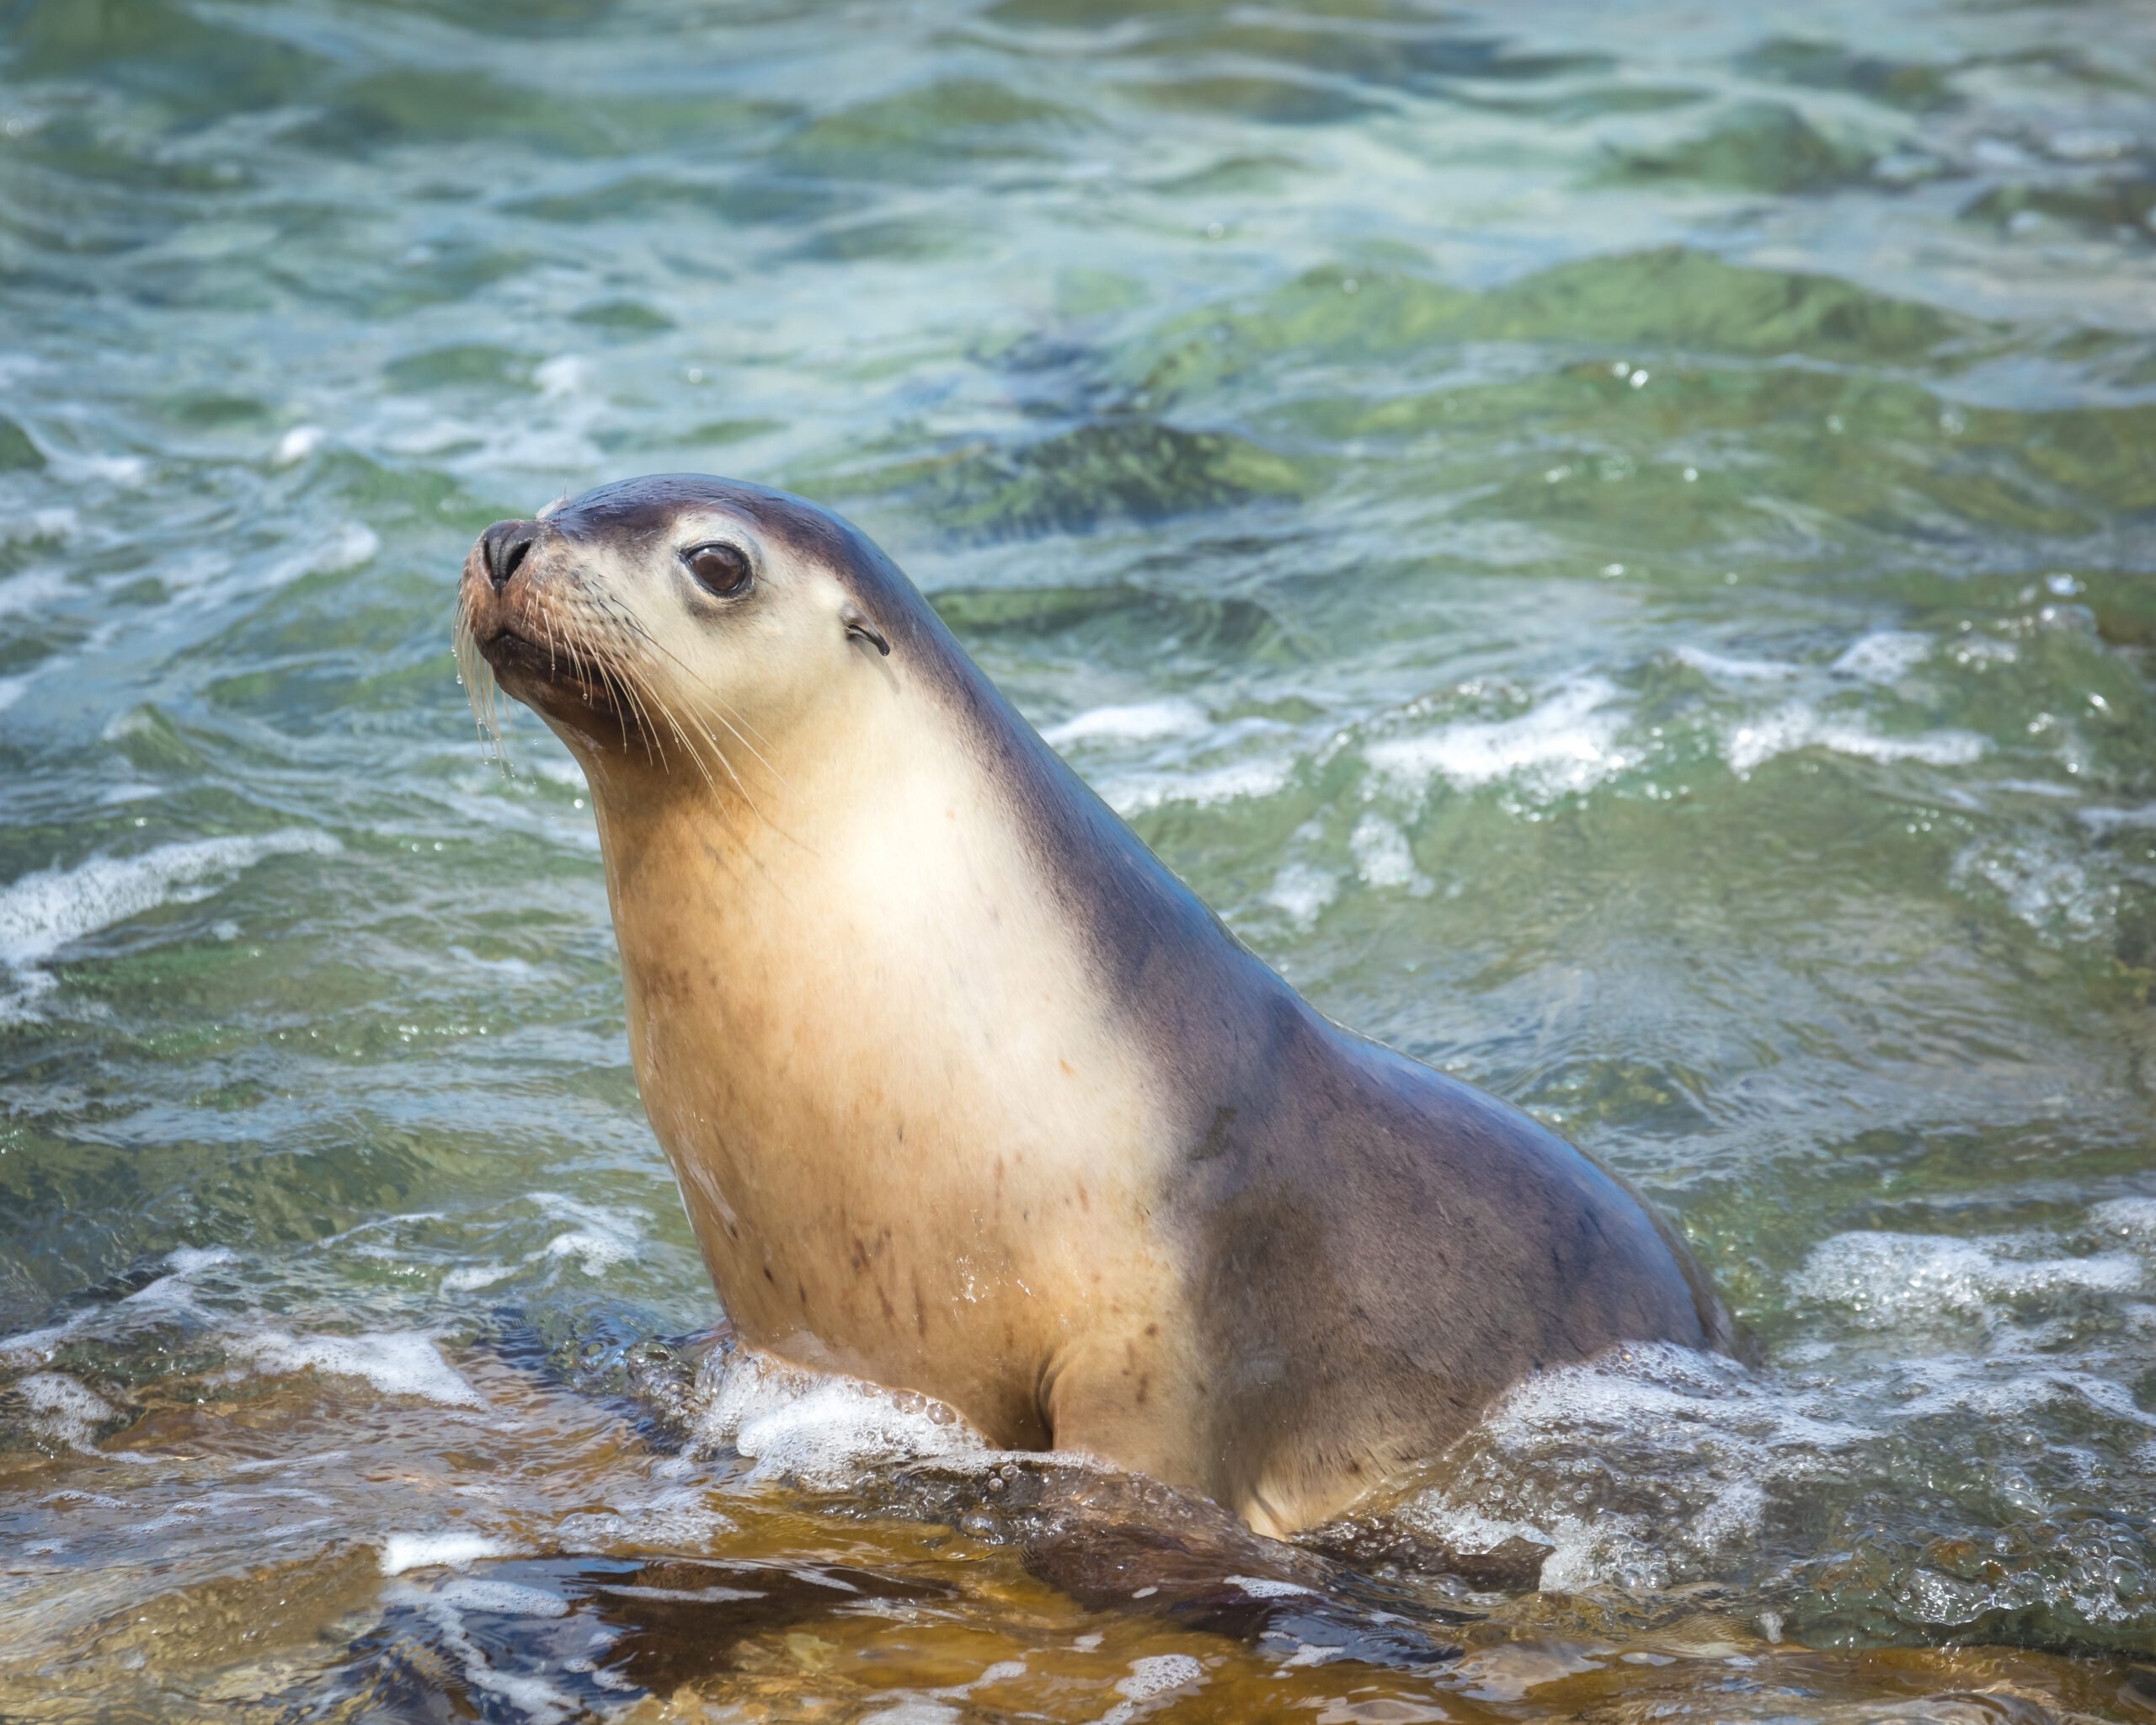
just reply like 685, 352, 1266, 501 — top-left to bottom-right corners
683, 542, 753, 598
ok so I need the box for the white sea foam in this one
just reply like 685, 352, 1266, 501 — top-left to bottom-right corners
381, 1531, 518, 1575
120, 1244, 236, 1320
1043, 698, 1208, 749
435, 1194, 645, 1295
1366, 678, 1627, 798
1390, 1199, 2156, 1601
0, 1323, 72, 1367
0, 830, 339, 1018
1947, 633, 2016, 665
259, 522, 377, 590
1225, 1574, 1315, 1599
555, 1478, 732, 1552
0, 569, 70, 622
1831, 630, 1932, 682
691, 1348, 992, 1487
1102, 1653, 1204, 1722
239, 1329, 483, 1407
1095, 755, 1292, 815
1792, 1231, 2142, 1330
1395, 1343, 1876, 1594
535, 355, 588, 397
2090, 1199, 2156, 1239
530, 1191, 643, 1279
0, 507, 76, 545
434, 1578, 569, 1617
862, 1703, 961, 1725
272, 425, 323, 465
1265, 860, 1339, 930
15, 1373, 120, 1452
1726, 704, 1985, 776
1895, 1361, 2156, 1430
51, 451, 149, 487
385, 1578, 580, 1724
441, 1263, 518, 1294
1951, 836, 2112, 937
2079, 804, 2156, 836
1351, 812, 1433, 895
1671, 644, 1798, 682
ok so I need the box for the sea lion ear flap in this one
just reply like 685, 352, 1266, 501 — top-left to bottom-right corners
841, 605, 891, 657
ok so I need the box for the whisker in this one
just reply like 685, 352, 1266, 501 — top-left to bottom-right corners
563, 592, 729, 798
452, 592, 510, 774
568, 599, 664, 770
595, 596, 789, 788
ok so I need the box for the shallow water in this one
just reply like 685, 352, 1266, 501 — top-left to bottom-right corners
4, 0, 2156, 1717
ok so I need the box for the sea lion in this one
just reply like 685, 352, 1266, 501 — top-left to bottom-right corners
455, 474, 1736, 1540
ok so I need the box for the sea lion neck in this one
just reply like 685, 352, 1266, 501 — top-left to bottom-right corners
583, 638, 1200, 1433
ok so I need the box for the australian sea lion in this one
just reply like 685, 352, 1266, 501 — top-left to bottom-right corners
455, 474, 1735, 1540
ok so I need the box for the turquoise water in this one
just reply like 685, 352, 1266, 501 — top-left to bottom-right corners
3, 0, 2156, 1717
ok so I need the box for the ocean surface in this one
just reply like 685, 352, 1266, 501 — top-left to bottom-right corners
3, 0, 2156, 1718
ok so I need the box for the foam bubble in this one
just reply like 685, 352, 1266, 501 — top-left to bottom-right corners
529, 1191, 643, 1279
1043, 699, 1208, 748
1225, 1574, 1315, 1599
0, 507, 77, 545
435, 1578, 569, 1618
1792, 1231, 2142, 1330
2090, 1199, 2156, 1239
1831, 631, 1932, 682
0, 569, 70, 622
1264, 861, 1339, 930
15, 1373, 120, 1452
51, 451, 149, 487
272, 425, 323, 465
691, 1348, 991, 1488
555, 1481, 732, 1553
1096, 755, 1291, 815
536, 355, 588, 397
542, 1231, 635, 1275
1395, 1343, 1877, 1594
1951, 836, 2112, 937
1366, 678, 1627, 798
1351, 812, 1433, 894
381, 1532, 517, 1575
385, 1578, 579, 1723
0, 1324, 71, 1367
1671, 644, 1798, 682
0, 830, 339, 1019
240, 1329, 483, 1407
1110, 1653, 1203, 1711
1726, 704, 1985, 776
440, 1263, 517, 1294
269, 522, 376, 585
2081, 804, 2156, 836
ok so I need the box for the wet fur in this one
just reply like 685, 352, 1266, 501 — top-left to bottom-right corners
461, 474, 1736, 1538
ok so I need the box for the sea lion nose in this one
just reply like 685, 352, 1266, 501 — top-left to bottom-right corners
480, 519, 538, 590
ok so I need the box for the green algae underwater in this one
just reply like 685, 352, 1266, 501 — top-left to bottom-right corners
4, 0, 2156, 1718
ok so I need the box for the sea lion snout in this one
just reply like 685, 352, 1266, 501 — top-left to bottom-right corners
462, 517, 574, 644
456, 517, 613, 723
478, 519, 540, 590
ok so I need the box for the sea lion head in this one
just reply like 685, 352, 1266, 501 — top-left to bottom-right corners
455, 473, 916, 793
